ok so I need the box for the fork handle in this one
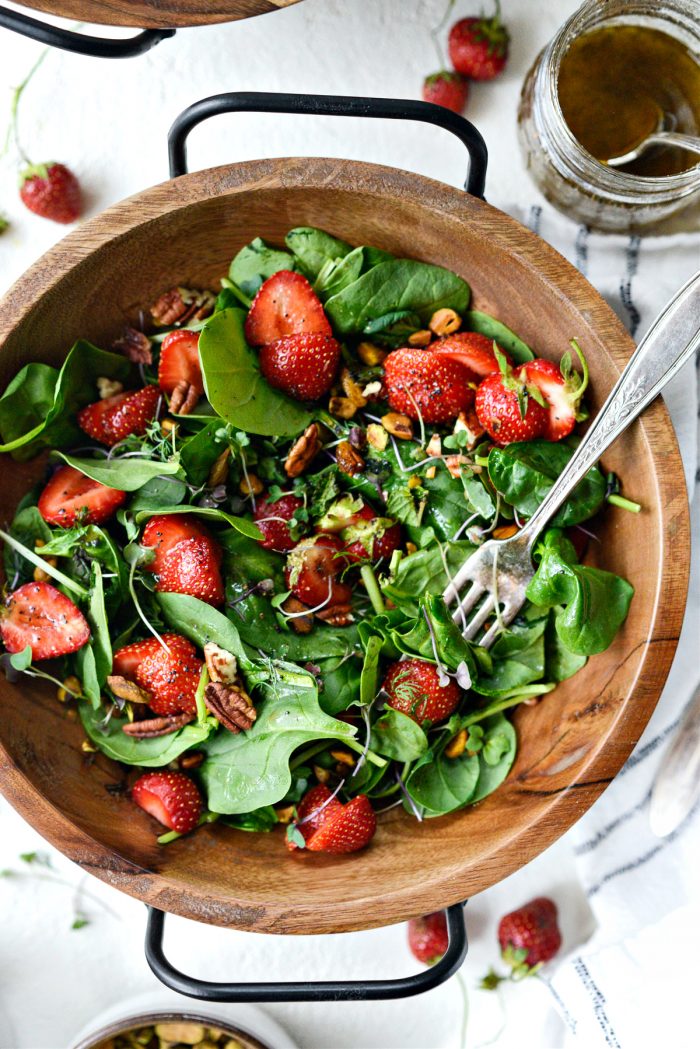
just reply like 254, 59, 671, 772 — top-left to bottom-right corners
519, 269, 700, 549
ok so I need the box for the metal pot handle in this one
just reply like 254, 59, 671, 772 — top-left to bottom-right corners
145, 902, 468, 1002
0, 7, 174, 58
168, 92, 488, 198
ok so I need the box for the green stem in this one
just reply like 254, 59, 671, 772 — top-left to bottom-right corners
220, 277, 253, 309
4, 46, 51, 163
569, 338, 590, 401
127, 558, 170, 652
344, 736, 387, 769
290, 740, 332, 771
475, 454, 490, 468
360, 564, 385, 615
388, 548, 403, 578
23, 667, 81, 697
158, 810, 219, 845
607, 493, 641, 514
194, 665, 210, 724
0, 527, 87, 598
314, 408, 347, 439
461, 689, 553, 727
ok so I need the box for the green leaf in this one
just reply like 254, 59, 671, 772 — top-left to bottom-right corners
3, 505, 51, 585
473, 631, 545, 697
134, 504, 261, 540
198, 308, 314, 437
314, 246, 365, 300
178, 419, 230, 486
80, 703, 214, 766
544, 609, 588, 681
383, 540, 475, 614
78, 563, 112, 709
285, 226, 352, 280
488, 440, 606, 527
126, 475, 188, 513
201, 663, 356, 814
526, 529, 633, 656
229, 237, 296, 297
156, 591, 249, 664
324, 259, 470, 335
315, 654, 362, 716
9, 645, 32, 671
360, 634, 383, 706
405, 747, 480, 816
56, 452, 182, 492
0, 341, 132, 460
223, 806, 279, 833
463, 310, 534, 364
469, 715, 517, 803
371, 707, 428, 762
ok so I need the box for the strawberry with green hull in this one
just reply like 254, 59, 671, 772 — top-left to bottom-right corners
519, 341, 589, 441
448, 3, 510, 81
431, 331, 508, 379
482, 896, 562, 988
341, 504, 402, 564
0, 582, 90, 660
408, 911, 449, 965
285, 534, 352, 612
422, 71, 469, 113
383, 659, 461, 725
19, 162, 82, 224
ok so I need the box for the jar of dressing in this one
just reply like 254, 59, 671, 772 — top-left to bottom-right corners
518, 0, 700, 232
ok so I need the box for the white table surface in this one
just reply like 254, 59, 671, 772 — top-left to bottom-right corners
0, 2, 697, 1048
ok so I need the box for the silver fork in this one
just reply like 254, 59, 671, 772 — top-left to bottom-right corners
443, 269, 700, 647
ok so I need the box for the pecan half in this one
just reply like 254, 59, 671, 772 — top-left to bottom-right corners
281, 595, 314, 634
285, 423, 321, 478
169, 380, 200, 416
96, 376, 124, 399
205, 681, 257, 734
315, 602, 354, 626
336, 440, 365, 476
151, 286, 216, 327
122, 712, 194, 738
112, 326, 153, 365
107, 675, 151, 705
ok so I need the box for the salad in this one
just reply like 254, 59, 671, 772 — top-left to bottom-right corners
0, 226, 636, 855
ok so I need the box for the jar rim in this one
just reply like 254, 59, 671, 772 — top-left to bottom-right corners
535, 0, 700, 203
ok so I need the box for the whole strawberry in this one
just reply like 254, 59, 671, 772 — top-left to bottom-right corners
383, 347, 474, 424
482, 896, 562, 988
422, 71, 469, 113
474, 348, 548, 445
448, 3, 510, 81
408, 911, 449, 965
19, 162, 82, 224
383, 658, 461, 725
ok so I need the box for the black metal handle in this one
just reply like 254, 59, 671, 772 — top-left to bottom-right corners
168, 92, 488, 198
145, 902, 468, 1002
0, 6, 175, 58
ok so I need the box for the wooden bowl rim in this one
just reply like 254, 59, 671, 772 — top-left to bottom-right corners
0, 157, 690, 933
13, 0, 303, 29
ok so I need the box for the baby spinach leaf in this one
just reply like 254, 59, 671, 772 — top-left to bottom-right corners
178, 419, 230, 486
0, 341, 132, 460
285, 227, 352, 280
200, 663, 356, 814
472, 631, 545, 697
360, 634, 383, 705
324, 259, 470, 335
78, 563, 112, 708
406, 746, 480, 816
56, 451, 182, 492
544, 609, 588, 681
421, 464, 474, 541
371, 707, 428, 762
3, 505, 51, 585
229, 237, 295, 297
127, 475, 189, 513
463, 310, 534, 364
488, 440, 606, 527
156, 592, 249, 664
362, 309, 423, 347
316, 654, 362, 716
461, 472, 496, 520
383, 540, 475, 614
80, 702, 213, 766
468, 714, 517, 803
198, 308, 313, 437
526, 530, 633, 656
134, 504, 261, 541
314, 246, 365, 300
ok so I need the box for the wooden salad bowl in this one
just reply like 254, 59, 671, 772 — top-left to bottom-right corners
14, 0, 302, 28
0, 157, 690, 935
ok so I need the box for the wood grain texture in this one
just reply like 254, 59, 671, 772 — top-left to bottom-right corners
15, 0, 301, 29
0, 159, 690, 935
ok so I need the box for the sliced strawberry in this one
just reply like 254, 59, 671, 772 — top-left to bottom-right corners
383, 347, 474, 423
112, 636, 161, 679
132, 770, 203, 834
135, 633, 203, 716
383, 659, 460, 725
156, 538, 225, 606
244, 271, 332, 346
0, 582, 90, 660
157, 330, 204, 397
432, 331, 508, 380
38, 465, 127, 527
141, 514, 224, 606
342, 504, 402, 564
518, 353, 587, 442
254, 493, 305, 552
286, 784, 344, 851
305, 794, 376, 854
259, 333, 341, 401
474, 348, 550, 447
77, 385, 161, 446
285, 534, 352, 611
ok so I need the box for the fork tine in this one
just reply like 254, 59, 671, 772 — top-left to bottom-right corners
480, 620, 502, 649
450, 580, 485, 625
480, 598, 525, 649
462, 594, 496, 641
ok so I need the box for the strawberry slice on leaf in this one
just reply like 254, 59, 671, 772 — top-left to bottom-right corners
0, 581, 90, 661
383, 658, 460, 725
432, 331, 509, 380
38, 464, 127, 527
244, 271, 332, 346
133, 633, 203, 716
77, 385, 161, 446
259, 332, 341, 401
287, 785, 376, 854
141, 514, 224, 607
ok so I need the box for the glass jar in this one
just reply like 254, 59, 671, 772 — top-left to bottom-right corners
517, 0, 700, 232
